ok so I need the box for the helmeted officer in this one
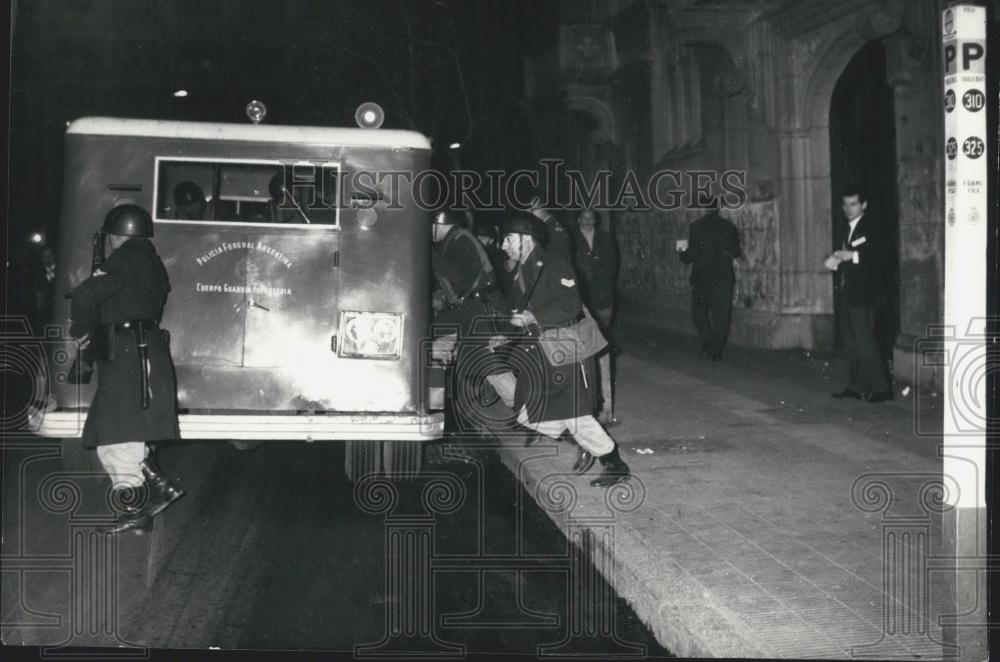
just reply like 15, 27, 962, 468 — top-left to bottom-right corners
172, 181, 207, 220
472, 215, 503, 272
497, 211, 630, 487
267, 171, 313, 223
70, 204, 184, 534
431, 210, 509, 430
528, 193, 572, 259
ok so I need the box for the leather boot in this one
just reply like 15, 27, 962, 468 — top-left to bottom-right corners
589, 447, 631, 487
571, 447, 595, 475
140, 458, 185, 517
103, 486, 153, 535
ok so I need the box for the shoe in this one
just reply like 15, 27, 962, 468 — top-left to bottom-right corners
105, 511, 153, 535
103, 486, 154, 535
832, 389, 864, 400
868, 390, 894, 404
140, 459, 185, 517
589, 448, 631, 487
571, 448, 595, 475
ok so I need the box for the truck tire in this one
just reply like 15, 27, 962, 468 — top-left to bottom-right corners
382, 440, 422, 482
344, 439, 383, 483
227, 440, 263, 451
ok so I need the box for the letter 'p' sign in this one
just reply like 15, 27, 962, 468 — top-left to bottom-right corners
944, 42, 985, 75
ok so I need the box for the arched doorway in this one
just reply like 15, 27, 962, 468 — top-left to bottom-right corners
828, 40, 900, 365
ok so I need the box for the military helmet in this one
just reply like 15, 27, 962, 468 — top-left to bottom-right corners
173, 180, 205, 206
472, 216, 497, 238
268, 172, 286, 203
102, 204, 153, 238
432, 209, 463, 226
499, 211, 542, 238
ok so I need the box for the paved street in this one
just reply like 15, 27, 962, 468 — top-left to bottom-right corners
1, 436, 668, 657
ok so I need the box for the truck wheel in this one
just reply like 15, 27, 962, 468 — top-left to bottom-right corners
59, 438, 103, 475
227, 440, 263, 451
344, 440, 383, 483
382, 441, 422, 482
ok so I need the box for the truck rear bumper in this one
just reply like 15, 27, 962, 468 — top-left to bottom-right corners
32, 410, 444, 441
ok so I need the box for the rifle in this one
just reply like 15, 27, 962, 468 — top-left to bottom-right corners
66, 231, 106, 384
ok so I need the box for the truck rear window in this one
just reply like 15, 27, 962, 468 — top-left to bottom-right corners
155, 158, 340, 226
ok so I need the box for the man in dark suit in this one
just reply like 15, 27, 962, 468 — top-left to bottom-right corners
573, 208, 617, 422
826, 188, 893, 403
677, 205, 743, 361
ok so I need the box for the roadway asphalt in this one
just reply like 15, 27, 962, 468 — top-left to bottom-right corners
1, 435, 672, 659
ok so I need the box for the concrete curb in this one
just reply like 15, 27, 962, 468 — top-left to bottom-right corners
494, 437, 771, 657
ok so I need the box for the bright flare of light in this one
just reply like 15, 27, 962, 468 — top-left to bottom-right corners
29, 233, 44, 244
449, 142, 461, 150
173, 89, 188, 98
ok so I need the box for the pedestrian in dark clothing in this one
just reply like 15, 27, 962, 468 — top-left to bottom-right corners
495, 212, 630, 487
69, 204, 184, 534
677, 207, 742, 361
825, 189, 893, 403
572, 208, 617, 422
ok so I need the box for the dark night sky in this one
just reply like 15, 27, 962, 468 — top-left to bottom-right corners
7, 0, 559, 252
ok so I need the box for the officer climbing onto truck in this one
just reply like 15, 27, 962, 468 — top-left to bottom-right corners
69, 203, 185, 534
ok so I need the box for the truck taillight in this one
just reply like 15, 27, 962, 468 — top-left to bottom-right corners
338, 312, 403, 359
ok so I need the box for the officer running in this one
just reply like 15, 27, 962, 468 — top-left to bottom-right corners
494, 212, 630, 487
70, 204, 184, 534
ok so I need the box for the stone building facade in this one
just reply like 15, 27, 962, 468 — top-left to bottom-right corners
523, 0, 961, 386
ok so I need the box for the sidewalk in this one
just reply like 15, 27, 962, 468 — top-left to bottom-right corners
491, 334, 949, 659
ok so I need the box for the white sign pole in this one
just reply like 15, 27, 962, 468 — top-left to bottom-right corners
940, 5, 987, 661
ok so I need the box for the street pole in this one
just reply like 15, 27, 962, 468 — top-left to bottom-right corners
940, 5, 989, 661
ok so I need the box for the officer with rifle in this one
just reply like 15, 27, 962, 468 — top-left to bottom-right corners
69, 204, 184, 535
431, 209, 512, 433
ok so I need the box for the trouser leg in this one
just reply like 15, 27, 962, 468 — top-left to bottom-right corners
515, 406, 569, 440
838, 302, 862, 391
708, 288, 733, 357
597, 353, 613, 419
567, 415, 615, 457
691, 292, 711, 354
96, 442, 148, 489
485, 371, 516, 408
847, 306, 889, 394
515, 409, 615, 457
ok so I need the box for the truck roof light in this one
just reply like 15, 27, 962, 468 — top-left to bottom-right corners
246, 100, 267, 124
355, 102, 385, 129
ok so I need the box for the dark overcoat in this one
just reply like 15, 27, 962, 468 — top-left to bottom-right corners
507, 246, 593, 423
70, 238, 179, 448
572, 226, 617, 311
679, 212, 742, 293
